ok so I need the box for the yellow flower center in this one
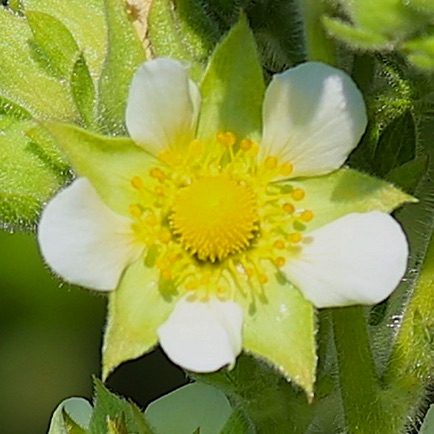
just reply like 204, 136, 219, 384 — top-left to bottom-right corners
171, 176, 259, 262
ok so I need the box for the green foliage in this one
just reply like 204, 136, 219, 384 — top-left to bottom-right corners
323, 0, 434, 70
145, 382, 233, 433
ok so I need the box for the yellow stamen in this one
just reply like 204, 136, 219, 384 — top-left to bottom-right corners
217, 131, 236, 147
280, 162, 293, 177
289, 232, 303, 243
129, 204, 142, 218
264, 156, 278, 170
291, 188, 305, 201
150, 167, 166, 182
131, 176, 144, 190
274, 256, 286, 268
171, 176, 258, 261
300, 210, 314, 222
283, 203, 295, 214
273, 239, 286, 250
240, 138, 253, 151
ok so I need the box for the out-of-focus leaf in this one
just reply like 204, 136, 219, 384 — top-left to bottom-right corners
88, 380, 154, 434
97, 0, 145, 135
47, 397, 92, 434
145, 383, 232, 434
386, 155, 429, 193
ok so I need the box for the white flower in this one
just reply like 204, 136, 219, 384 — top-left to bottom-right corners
38, 59, 408, 373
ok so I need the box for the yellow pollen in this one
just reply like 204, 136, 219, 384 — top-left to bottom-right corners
159, 150, 182, 166
273, 239, 286, 250
159, 228, 172, 244
131, 176, 143, 190
217, 131, 236, 147
129, 204, 142, 218
189, 139, 204, 157
289, 232, 303, 243
161, 269, 172, 281
240, 138, 253, 151
291, 188, 305, 201
300, 210, 314, 222
274, 256, 286, 268
258, 274, 268, 284
283, 203, 295, 214
264, 156, 278, 169
280, 162, 293, 177
150, 167, 166, 182
171, 176, 258, 262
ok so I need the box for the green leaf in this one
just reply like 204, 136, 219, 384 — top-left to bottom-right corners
71, 54, 96, 128
197, 14, 265, 144
26, 11, 79, 79
89, 380, 154, 434
0, 8, 77, 120
47, 397, 92, 434
220, 408, 253, 434
0, 96, 32, 121
0, 119, 68, 230
22, 0, 107, 79
421, 405, 434, 434
41, 122, 157, 215
386, 154, 429, 193
148, 0, 216, 80
103, 260, 176, 380
372, 111, 416, 176
194, 354, 312, 432
292, 168, 415, 231
97, 0, 145, 135
240, 261, 316, 397
145, 383, 233, 434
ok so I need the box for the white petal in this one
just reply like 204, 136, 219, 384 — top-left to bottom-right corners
261, 62, 367, 178
38, 178, 142, 291
126, 58, 201, 155
283, 212, 408, 308
158, 297, 243, 372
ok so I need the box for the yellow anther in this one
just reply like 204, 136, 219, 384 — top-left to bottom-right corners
258, 274, 269, 284
185, 279, 199, 290
159, 150, 182, 166
289, 232, 303, 243
282, 202, 295, 214
274, 256, 286, 268
240, 138, 253, 151
154, 186, 164, 196
273, 239, 286, 250
217, 286, 227, 294
189, 139, 204, 157
167, 252, 179, 263
145, 213, 158, 226
300, 210, 314, 222
217, 131, 236, 147
280, 162, 293, 177
161, 269, 172, 281
245, 267, 255, 278
291, 188, 305, 201
159, 229, 172, 244
131, 176, 144, 190
264, 156, 278, 170
150, 167, 166, 182
129, 204, 143, 218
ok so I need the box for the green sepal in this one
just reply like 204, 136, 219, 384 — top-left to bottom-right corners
41, 122, 158, 215
197, 14, 265, 144
103, 260, 177, 380
145, 383, 233, 434
291, 168, 415, 231
47, 397, 92, 434
26, 11, 80, 80
88, 379, 154, 434
239, 261, 316, 397
97, 0, 145, 135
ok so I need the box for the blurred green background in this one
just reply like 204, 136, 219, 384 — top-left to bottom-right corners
0, 230, 186, 434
